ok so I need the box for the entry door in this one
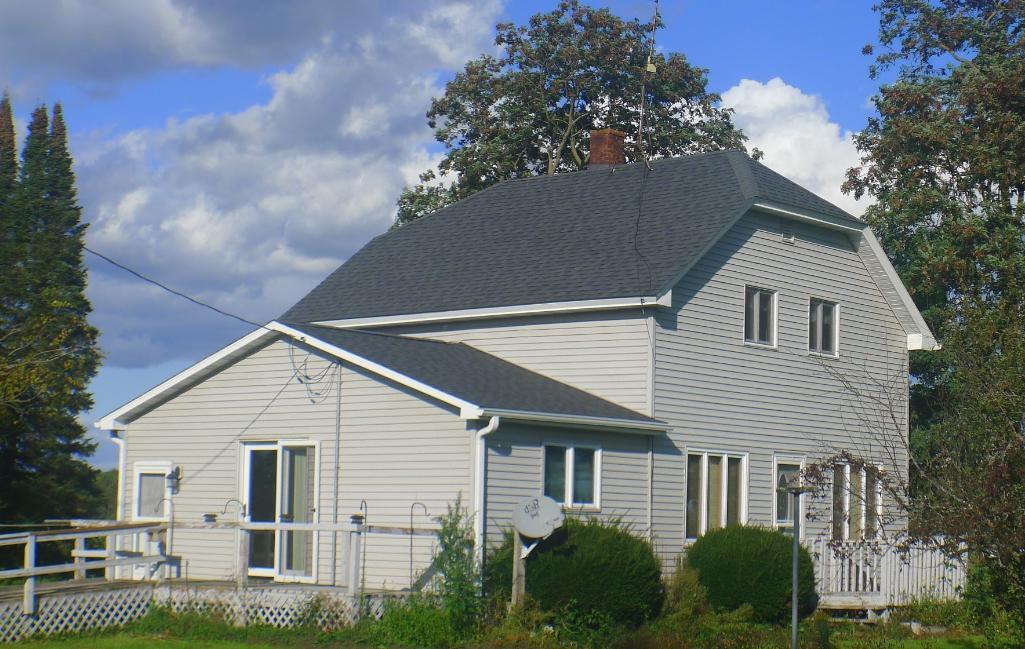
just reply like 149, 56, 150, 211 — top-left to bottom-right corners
242, 442, 319, 582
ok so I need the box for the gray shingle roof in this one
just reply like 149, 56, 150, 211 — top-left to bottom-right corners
283, 150, 859, 323
284, 322, 661, 426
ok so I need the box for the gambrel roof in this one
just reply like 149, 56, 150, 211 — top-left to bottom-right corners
283, 150, 936, 350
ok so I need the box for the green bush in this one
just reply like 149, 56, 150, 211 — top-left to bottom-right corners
685, 525, 817, 624
368, 595, 459, 648
485, 518, 664, 627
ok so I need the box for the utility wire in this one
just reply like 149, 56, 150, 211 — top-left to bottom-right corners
84, 246, 268, 330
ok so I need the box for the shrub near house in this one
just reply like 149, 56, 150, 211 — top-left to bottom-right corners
686, 526, 817, 624
486, 519, 664, 627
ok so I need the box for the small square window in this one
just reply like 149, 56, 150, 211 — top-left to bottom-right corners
543, 444, 599, 508
809, 299, 838, 355
745, 287, 776, 346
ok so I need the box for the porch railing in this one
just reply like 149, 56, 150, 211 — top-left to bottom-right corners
807, 538, 965, 609
0, 522, 169, 615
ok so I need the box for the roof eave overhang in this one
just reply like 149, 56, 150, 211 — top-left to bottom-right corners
311, 294, 670, 330
96, 326, 279, 430
478, 408, 667, 434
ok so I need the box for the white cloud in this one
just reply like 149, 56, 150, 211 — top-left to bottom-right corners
63, 2, 502, 367
721, 77, 866, 216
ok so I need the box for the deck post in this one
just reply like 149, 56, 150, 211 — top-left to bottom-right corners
348, 514, 364, 597
73, 536, 86, 580
237, 528, 250, 588
23, 534, 36, 615
105, 531, 117, 581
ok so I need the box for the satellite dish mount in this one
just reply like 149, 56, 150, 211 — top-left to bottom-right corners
509, 496, 564, 607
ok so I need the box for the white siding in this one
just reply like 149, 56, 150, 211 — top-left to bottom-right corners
483, 424, 652, 548
122, 338, 473, 589
651, 210, 910, 561
388, 311, 653, 415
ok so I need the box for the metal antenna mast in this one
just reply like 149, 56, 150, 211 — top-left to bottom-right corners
636, 0, 660, 169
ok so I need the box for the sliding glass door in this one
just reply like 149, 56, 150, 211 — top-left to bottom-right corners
242, 442, 319, 582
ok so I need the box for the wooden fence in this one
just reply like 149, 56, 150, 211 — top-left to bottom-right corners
0, 522, 168, 616
808, 538, 966, 610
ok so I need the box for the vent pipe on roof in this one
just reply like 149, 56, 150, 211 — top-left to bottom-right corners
588, 128, 626, 168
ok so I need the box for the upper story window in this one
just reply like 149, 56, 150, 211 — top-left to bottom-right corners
809, 298, 838, 355
744, 286, 776, 346
544, 444, 600, 509
686, 451, 746, 540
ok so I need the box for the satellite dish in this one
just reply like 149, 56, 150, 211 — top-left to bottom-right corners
512, 495, 564, 539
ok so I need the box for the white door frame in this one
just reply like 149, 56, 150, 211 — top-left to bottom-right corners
240, 440, 320, 583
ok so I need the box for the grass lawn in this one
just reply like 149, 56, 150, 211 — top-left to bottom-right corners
15, 630, 989, 649
17, 634, 376, 649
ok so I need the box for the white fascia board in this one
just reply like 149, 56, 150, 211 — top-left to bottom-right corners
479, 408, 667, 433
95, 327, 278, 430
750, 201, 865, 234
858, 228, 940, 351
312, 296, 662, 329
268, 321, 485, 418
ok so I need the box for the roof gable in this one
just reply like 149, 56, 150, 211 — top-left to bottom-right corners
97, 321, 663, 431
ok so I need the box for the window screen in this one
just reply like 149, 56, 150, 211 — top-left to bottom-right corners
745, 287, 775, 345
810, 299, 838, 354
543, 446, 567, 503
137, 473, 165, 518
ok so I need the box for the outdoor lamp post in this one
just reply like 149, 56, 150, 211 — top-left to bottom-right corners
782, 482, 813, 649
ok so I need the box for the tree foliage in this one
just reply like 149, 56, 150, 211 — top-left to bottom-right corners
842, 0, 1025, 618
396, 0, 754, 226
0, 97, 102, 523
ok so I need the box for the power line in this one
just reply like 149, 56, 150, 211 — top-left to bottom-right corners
84, 246, 268, 330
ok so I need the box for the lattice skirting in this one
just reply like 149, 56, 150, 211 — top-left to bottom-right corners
0, 582, 395, 643
155, 583, 391, 631
0, 585, 153, 643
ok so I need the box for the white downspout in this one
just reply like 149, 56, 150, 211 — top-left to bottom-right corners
473, 416, 500, 565
109, 430, 126, 522
109, 430, 126, 578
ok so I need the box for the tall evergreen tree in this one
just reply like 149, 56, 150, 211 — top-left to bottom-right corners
0, 102, 100, 524
0, 95, 18, 319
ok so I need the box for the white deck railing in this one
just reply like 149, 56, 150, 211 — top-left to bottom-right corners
807, 538, 965, 609
0, 522, 168, 614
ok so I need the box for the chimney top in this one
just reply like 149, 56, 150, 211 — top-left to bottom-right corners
588, 128, 626, 168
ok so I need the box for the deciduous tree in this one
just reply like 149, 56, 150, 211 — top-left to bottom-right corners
396, 0, 755, 226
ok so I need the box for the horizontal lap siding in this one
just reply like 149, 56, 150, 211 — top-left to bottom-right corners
123, 338, 473, 589
390, 312, 653, 414
483, 424, 651, 549
653, 211, 909, 553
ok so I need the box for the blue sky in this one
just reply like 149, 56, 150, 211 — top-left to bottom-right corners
0, 0, 882, 468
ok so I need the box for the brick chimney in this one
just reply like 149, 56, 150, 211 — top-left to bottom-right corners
588, 128, 626, 168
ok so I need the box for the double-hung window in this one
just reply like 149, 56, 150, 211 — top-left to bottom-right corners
544, 444, 600, 508
745, 287, 776, 346
774, 459, 803, 536
809, 298, 838, 355
685, 451, 746, 540
831, 463, 882, 541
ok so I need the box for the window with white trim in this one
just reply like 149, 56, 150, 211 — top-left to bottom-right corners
133, 462, 171, 520
543, 444, 600, 508
809, 298, 838, 355
831, 463, 882, 540
774, 459, 803, 535
745, 287, 776, 346
685, 451, 746, 539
